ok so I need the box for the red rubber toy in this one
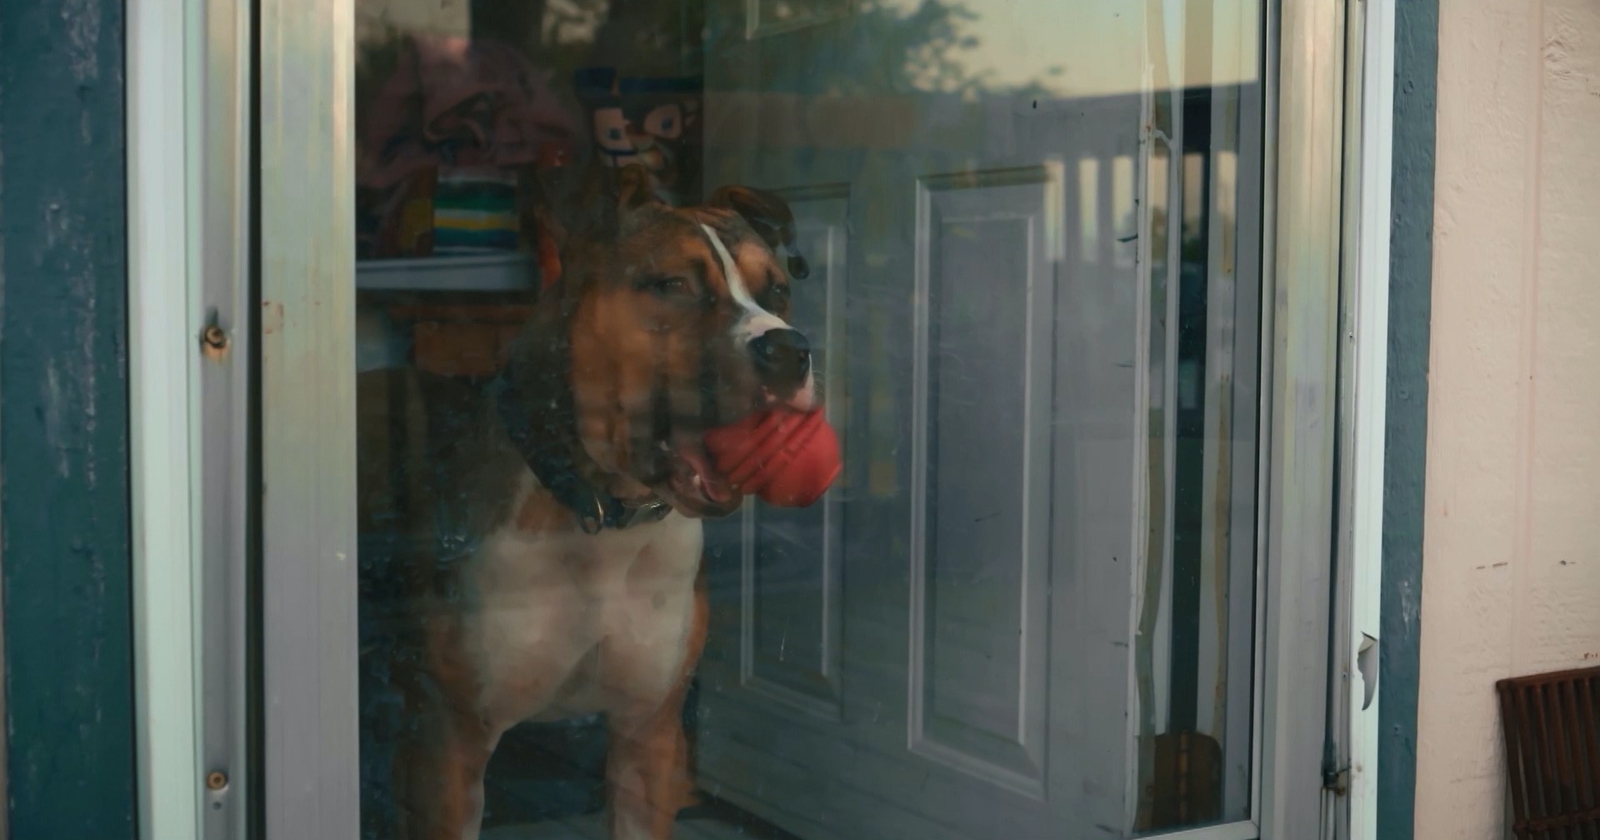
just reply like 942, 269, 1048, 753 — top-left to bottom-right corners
703, 408, 842, 508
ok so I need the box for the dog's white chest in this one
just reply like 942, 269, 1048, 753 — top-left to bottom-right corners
464, 490, 704, 733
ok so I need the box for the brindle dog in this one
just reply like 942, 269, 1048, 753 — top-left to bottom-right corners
358, 164, 814, 840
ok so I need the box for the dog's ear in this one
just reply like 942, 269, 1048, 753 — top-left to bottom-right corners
708, 185, 810, 279
614, 164, 662, 215
537, 160, 658, 246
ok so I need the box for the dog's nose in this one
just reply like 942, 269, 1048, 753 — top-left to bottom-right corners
749, 329, 811, 392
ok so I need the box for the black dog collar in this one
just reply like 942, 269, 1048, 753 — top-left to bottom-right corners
488, 372, 670, 535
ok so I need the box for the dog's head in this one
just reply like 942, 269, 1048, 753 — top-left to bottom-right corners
513, 165, 815, 519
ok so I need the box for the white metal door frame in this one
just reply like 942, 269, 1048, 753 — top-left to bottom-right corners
118, 0, 1400, 836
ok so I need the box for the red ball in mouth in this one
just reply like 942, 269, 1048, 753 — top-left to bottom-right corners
702, 408, 842, 508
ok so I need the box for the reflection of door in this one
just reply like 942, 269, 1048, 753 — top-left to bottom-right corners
692, 4, 1150, 838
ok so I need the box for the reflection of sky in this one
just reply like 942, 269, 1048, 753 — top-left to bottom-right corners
358, 0, 1260, 96
871, 0, 1260, 97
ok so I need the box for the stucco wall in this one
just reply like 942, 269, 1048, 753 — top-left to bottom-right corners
1416, 0, 1600, 835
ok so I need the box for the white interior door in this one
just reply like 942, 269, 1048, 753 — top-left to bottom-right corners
692, 4, 1165, 838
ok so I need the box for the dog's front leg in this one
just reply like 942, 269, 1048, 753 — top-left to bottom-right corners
605, 691, 696, 840
605, 578, 708, 840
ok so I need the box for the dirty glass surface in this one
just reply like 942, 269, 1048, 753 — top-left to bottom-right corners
349, 1, 1265, 837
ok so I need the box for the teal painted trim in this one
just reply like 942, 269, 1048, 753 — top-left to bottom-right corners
0, 1, 139, 837
1378, 0, 1439, 837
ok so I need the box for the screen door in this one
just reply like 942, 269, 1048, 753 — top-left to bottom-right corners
252, 0, 1286, 838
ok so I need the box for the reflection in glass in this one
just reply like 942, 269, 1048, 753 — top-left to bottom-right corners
348, 1, 1264, 838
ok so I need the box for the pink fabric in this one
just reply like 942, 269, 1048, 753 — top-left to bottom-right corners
357, 35, 579, 190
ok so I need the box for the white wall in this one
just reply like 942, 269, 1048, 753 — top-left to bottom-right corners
1416, 0, 1600, 836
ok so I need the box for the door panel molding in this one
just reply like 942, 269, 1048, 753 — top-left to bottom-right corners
739, 184, 852, 722
907, 165, 1063, 799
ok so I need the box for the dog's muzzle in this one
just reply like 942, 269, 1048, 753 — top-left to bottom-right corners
749, 328, 811, 395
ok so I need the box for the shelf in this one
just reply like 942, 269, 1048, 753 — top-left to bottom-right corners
356, 252, 536, 293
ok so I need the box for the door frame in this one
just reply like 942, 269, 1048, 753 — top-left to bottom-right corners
1252, 0, 1344, 836
255, 0, 362, 839
1340, 1, 1400, 838
127, 0, 254, 839
122, 0, 1397, 838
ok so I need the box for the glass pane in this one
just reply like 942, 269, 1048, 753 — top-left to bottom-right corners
346, 1, 1264, 837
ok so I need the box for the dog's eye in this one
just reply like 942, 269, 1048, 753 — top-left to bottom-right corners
765, 283, 792, 309
636, 275, 693, 298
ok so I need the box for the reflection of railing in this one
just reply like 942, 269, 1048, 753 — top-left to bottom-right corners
1130, 84, 1263, 831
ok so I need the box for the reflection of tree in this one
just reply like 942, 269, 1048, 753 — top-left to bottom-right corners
703, 0, 1062, 98
358, 0, 695, 95
530, 0, 1068, 98
554, 0, 697, 75
360, 0, 1065, 103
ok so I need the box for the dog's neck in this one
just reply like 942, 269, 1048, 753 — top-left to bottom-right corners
490, 315, 670, 535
